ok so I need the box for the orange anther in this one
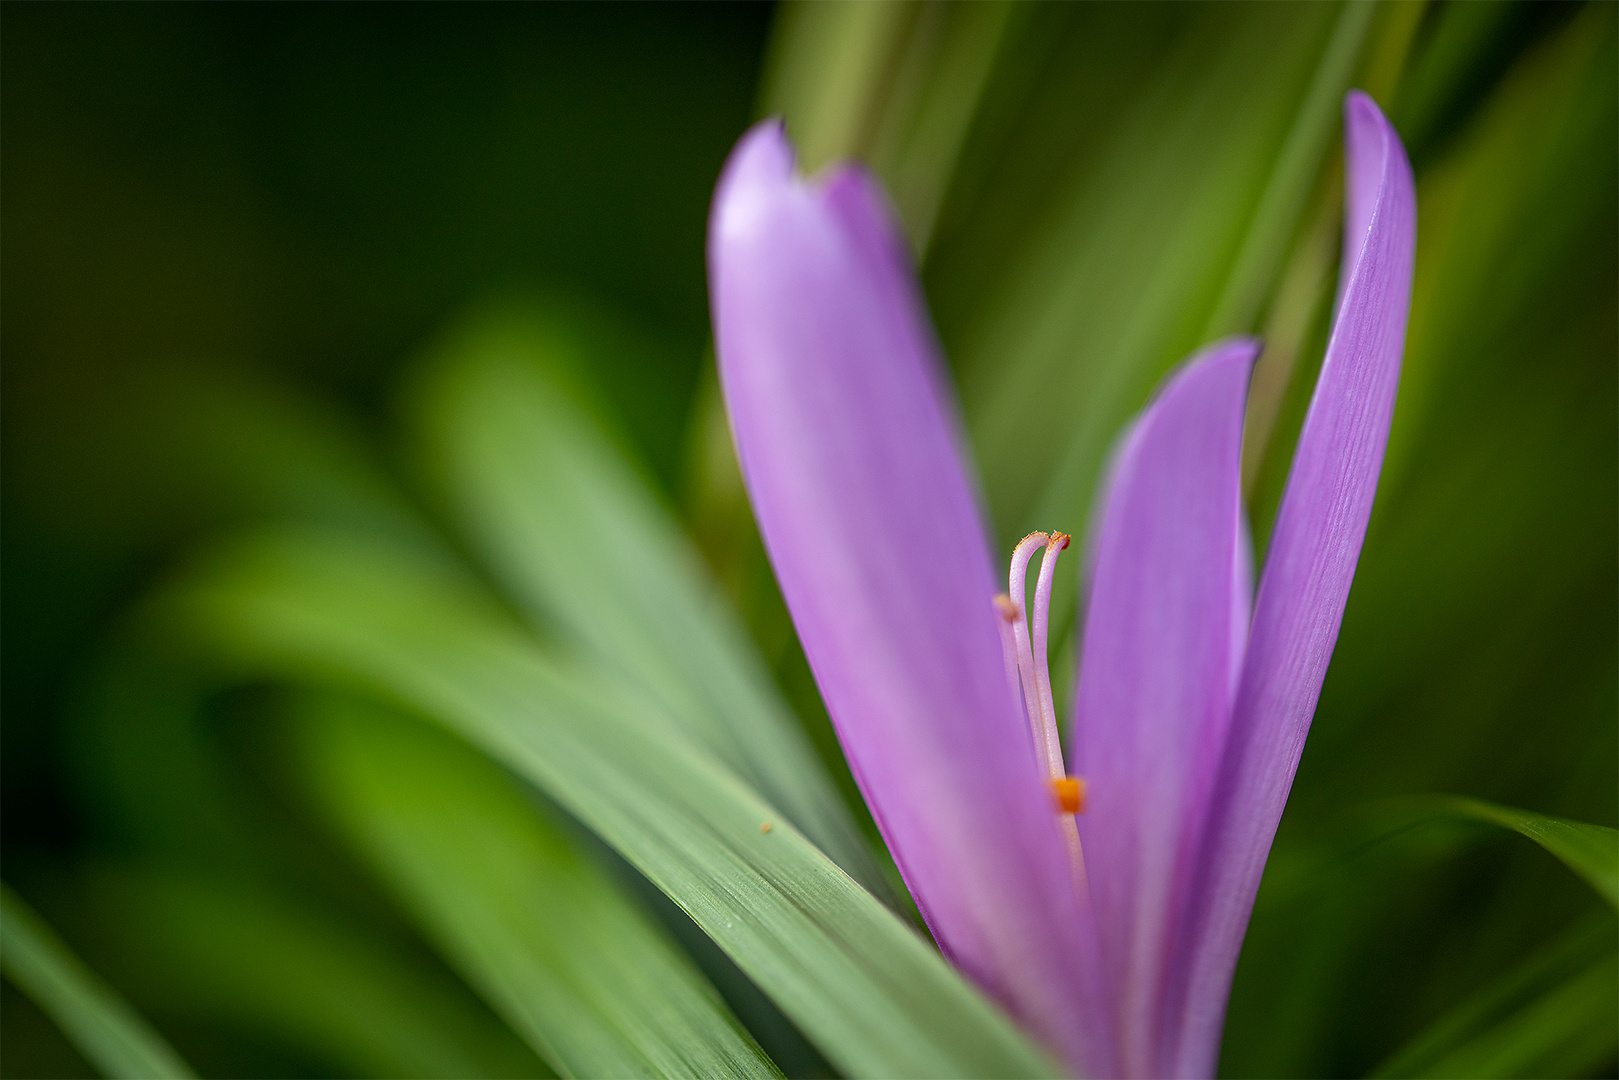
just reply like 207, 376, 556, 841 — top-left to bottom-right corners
1050, 776, 1087, 815
993, 593, 1020, 621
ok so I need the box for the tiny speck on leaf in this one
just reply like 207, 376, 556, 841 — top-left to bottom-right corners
760, 821, 773, 833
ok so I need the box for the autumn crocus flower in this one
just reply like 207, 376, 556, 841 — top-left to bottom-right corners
708, 91, 1414, 1079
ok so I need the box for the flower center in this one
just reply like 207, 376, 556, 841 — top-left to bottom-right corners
994, 532, 1087, 817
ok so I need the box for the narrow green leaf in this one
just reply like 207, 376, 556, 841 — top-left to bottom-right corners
406, 308, 888, 900
762, 0, 1019, 254
48, 865, 547, 1079
1399, 796, 1618, 909
160, 526, 1061, 1080
1370, 917, 1618, 1079
756, 0, 918, 174
1390, 0, 1523, 157
294, 692, 780, 1080
1198, 0, 1377, 340
1, 883, 195, 1080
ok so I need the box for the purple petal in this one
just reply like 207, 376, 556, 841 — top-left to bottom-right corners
1069, 339, 1258, 1079
1165, 92, 1416, 1078
708, 121, 1105, 1072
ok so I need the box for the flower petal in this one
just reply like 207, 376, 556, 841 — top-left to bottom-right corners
1069, 339, 1258, 1079
1167, 92, 1416, 1078
709, 120, 1103, 1072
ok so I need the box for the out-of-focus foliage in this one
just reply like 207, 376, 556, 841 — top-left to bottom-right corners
3, 3, 1613, 1079
1, 885, 194, 1079
27, 864, 545, 1079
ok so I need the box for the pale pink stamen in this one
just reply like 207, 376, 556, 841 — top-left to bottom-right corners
1002, 531, 1088, 894
1007, 532, 1052, 775
1031, 533, 1071, 783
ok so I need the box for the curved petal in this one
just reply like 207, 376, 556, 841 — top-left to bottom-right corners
1167, 92, 1416, 1078
1069, 339, 1258, 1079
708, 121, 1103, 1072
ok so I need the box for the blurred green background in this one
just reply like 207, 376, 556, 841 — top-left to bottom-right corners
3, 3, 1614, 1078
4, 2, 760, 859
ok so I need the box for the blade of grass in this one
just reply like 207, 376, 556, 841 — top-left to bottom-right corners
158, 525, 1061, 1080
1, 883, 196, 1080
293, 692, 780, 1080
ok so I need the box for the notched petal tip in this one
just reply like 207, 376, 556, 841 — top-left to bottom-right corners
711, 118, 800, 244
731, 117, 797, 180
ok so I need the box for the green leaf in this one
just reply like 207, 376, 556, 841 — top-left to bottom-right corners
405, 306, 889, 901
44, 865, 546, 1079
1369, 917, 1618, 1079
1387, 796, 1619, 909
1197, 0, 1378, 342
293, 691, 780, 1080
1, 883, 195, 1080
158, 526, 1061, 1080
1390, 0, 1524, 158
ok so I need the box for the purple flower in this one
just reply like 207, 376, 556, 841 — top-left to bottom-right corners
708, 91, 1414, 1079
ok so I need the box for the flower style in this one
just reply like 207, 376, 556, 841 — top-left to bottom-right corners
708, 92, 1414, 1079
